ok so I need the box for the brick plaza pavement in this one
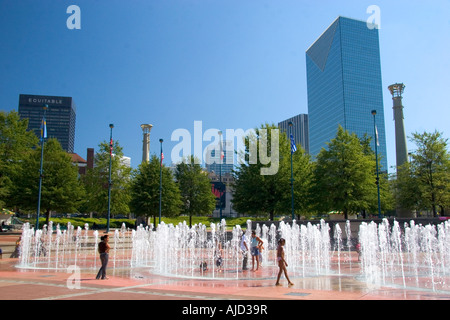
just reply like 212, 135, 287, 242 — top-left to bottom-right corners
1, 231, 449, 306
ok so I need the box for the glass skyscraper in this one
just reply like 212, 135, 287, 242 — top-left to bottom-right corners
278, 114, 309, 154
18, 94, 76, 153
306, 16, 388, 171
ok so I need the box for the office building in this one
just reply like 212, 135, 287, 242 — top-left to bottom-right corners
278, 114, 309, 154
18, 94, 76, 153
306, 16, 388, 171
205, 140, 234, 175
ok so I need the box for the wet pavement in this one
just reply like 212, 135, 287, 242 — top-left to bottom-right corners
1, 256, 450, 302
1, 231, 450, 303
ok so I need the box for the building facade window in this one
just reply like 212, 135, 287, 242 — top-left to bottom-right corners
18, 94, 76, 153
306, 17, 388, 171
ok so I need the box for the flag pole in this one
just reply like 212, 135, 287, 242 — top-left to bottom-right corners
159, 139, 163, 224
218, 130, 223, 220
106, 123, 114, 233
288, 122, 295, 220
36, 104, 48, 230
371, 110, 382, 218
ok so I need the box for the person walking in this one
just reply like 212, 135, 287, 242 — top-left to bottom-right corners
275, 238, 293, 286
250, 230, 263, 271
96, 235, 110, 280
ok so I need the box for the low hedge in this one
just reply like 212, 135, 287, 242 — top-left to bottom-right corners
20, 216, 258, 230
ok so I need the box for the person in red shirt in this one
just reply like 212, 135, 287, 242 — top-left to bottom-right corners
96, 235, 111, 280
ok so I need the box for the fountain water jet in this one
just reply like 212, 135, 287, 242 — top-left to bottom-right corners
358, 219, 450, 291
16, 218, 450, 292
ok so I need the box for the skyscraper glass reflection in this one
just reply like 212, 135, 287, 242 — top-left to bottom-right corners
278, 114, 309, 154
306, 16, 388, 171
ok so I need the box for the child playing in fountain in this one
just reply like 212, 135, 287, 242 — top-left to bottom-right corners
258, 241, 264, 265
215, 242, 223, 272
200, 261, 208, 272
250, 230, 263, 271
275, 238, 294, 287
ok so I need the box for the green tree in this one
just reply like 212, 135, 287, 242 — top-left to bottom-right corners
396, 131, 450, 216
281, 140, 314, 219
130, 155, 182, 226
360, 133, 395, 216
81, 140, 132, 216
0, 111, 38, 208
394, 162, 422, 213
175, 156, 216, 227
232, 123, 313, 220
10, 138, 85, 225
309, 126, 381, 219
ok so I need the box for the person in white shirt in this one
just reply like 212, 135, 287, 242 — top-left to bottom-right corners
240, 231, 249, 270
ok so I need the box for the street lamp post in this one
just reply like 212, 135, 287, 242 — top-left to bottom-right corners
218, 130, 223, 220
371, 110, 382, 218
107, 124, 114, 233
36, 104, 48, 230
428, 160, 437, 217
159, 139, 163, 224
288, 122, 295, 220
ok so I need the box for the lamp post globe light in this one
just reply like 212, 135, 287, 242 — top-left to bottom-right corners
371, 111, 382, 218
107, 124, 114, 233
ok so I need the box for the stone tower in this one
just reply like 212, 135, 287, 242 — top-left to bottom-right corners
141, 124, 153, 164
389, 83, 412, 217
389, 83, 408, 169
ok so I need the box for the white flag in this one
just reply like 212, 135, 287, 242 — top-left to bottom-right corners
375, 126, 380, 147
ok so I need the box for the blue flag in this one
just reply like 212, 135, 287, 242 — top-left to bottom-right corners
290, 134, 297, 154
40, 116, 47, 141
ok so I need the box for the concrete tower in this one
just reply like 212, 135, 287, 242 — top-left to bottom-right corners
141, 124, 153, 164
389, 83, 412, 218
389, 83, 408, 168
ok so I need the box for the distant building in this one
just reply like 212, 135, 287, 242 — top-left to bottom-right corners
278, 114, 309, 154
120, 156, 131, 168
205, 140, 234, 175
69, 149, 95, 176
94, 153, 131, 169
18, 94, 76, 153
208, 172, 238, 218
306, 16, 388, 171
69, 153, 87, 176
86, 148, 95, 170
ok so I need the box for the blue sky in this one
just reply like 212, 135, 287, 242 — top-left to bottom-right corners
1, 0, 449, 173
